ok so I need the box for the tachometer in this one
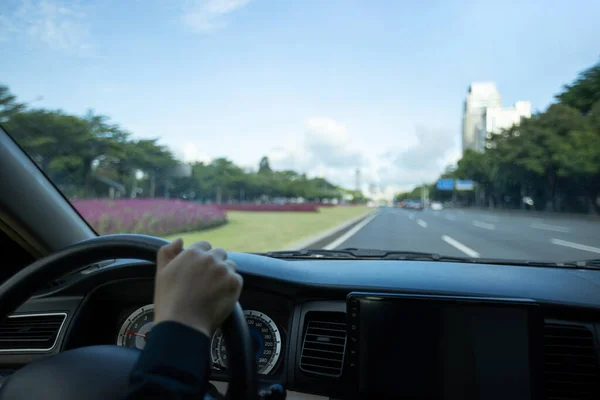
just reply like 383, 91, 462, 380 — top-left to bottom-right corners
117, 304, 154, 350
211, 310, 282, 375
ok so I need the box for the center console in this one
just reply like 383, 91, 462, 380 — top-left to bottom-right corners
346, 293, 544, 400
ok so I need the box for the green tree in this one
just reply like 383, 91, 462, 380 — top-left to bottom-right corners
0, 84, 371, 203
0, 85, 25, 123
432, 59, 600, 213
258, 156, 272, 174
556, 62, 600, 114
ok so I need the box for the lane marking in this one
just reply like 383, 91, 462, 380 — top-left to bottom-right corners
442, 235, 480, 258
527, 218, 544, 224
417, 219, 428, 228
323, 212, 381, 250
472, 220, 495, 230
550, 239, 600, 254
531, 223, 570, 233
444, 215, 456, 221
408, 214, 415, 220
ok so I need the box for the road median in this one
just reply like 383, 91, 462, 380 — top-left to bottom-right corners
166, 206, 371, 252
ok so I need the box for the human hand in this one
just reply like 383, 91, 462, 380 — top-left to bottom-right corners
153, 239, 243, 337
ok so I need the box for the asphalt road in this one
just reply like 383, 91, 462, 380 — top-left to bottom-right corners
331, 207, 600, 263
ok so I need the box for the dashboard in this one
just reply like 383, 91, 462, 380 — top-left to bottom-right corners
0, 253, 599, 399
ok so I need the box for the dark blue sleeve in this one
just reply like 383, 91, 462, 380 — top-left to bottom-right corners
124, 321, 212, 400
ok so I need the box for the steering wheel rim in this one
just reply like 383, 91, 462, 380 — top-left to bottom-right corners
0, 234, 257, 400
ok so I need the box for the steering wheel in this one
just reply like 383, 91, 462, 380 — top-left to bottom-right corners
0, 234, 258, 400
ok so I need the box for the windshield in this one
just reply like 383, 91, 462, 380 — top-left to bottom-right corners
1, 1, 599, 263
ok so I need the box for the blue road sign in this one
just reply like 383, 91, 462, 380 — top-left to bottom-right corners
436, 178, 454, 191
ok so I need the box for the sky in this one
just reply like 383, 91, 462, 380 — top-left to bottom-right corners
1, 0, 599, 198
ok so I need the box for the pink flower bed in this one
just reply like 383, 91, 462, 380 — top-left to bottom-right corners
71, 199, 227, 236
306, 202, 336, 207
218, 204, 319, 212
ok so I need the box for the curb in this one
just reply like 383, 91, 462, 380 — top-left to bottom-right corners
285, 209, 377, 250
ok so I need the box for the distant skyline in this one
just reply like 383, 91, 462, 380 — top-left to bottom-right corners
1, 0, 599, 197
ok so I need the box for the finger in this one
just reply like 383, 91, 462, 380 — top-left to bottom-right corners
209, 247, 227, 261
224, 259, 237, 272
230, 272, 243, 295
188, 241, 212, 253
156, 238, 184, 269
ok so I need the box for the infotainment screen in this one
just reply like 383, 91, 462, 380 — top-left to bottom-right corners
346, 293, 542, 400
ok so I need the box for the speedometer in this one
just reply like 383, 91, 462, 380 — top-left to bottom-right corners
211, 310, 282, 375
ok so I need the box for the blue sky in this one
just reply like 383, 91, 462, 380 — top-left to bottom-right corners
1, 0, 599, 196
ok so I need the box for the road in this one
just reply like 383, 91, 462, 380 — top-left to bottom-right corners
328, 207, 600, 262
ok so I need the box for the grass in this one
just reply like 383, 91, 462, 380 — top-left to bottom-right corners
164, 206, 371, 252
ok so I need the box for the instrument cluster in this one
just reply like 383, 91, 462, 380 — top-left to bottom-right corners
115, 290, 292, 376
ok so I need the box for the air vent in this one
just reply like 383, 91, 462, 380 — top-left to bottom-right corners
300, 312, 346, 377
544, 322, 599, 400
0, 313, 67, 352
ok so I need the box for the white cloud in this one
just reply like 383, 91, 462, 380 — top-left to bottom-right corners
304, 117, 365, 168
180, 142, 213, 164
0, 0, 91, 54
374, 126, 461, 192
170, 117, 460, 200
268, 117, 365, 188
269, 120, 460, 199
181, 0, 252, 33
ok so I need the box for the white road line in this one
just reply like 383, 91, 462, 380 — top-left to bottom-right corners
527, 218, 545, 224
472, 220, 495, 230
408, 214, 415, 220
444, 215, 456, 221
442, 235, 480, 258
323, 212, 381, 250
550, 239, 600, 254
417, 219, 428, 228
531, 223, 570, 233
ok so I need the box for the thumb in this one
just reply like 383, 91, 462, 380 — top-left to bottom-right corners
157, 238, 184, 269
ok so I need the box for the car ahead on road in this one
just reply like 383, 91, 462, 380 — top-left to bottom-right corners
409, 200, 424, 210
430, 201, 443, 211
1, 127, 600, 399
